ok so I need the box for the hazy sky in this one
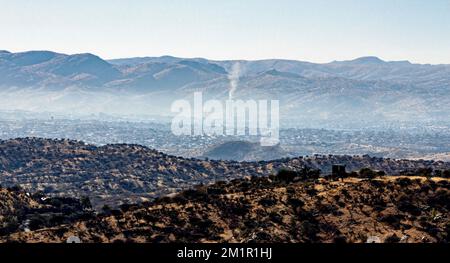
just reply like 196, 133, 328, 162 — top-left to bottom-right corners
1, 0, 450, 64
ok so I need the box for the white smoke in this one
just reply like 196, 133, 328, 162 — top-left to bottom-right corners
228, 62, 241, 100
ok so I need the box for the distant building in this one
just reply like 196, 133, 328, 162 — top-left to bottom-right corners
332, 164, 346, 180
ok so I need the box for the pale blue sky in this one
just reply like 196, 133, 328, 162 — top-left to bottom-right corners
1, 0, 450, 64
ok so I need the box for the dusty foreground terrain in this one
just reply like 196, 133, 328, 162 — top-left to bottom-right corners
1, 171, 449, 243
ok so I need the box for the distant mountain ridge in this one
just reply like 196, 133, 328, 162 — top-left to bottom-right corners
2, 50, 450, 90
1, 50, 450, 123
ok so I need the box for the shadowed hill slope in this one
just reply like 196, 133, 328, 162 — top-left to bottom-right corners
1, 138, 450, 209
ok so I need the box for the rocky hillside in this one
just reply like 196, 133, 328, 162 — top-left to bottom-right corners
0, 187, 39, 235
1, 138, 450, 209
2, 171, 449, 243
2, 51, 450, 123
0, 186, 93, 236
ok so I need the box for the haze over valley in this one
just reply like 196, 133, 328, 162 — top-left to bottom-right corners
1, 50, 450, 125
1, 50, 450, 161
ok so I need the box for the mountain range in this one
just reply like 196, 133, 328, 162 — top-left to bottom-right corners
1, 50, 450, 123
2, 50, 450, 90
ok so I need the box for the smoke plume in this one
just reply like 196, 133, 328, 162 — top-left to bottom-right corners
228, 62, 241, 100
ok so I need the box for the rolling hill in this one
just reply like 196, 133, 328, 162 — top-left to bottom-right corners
0, 138, 449, 209
2, 172, 449, 243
